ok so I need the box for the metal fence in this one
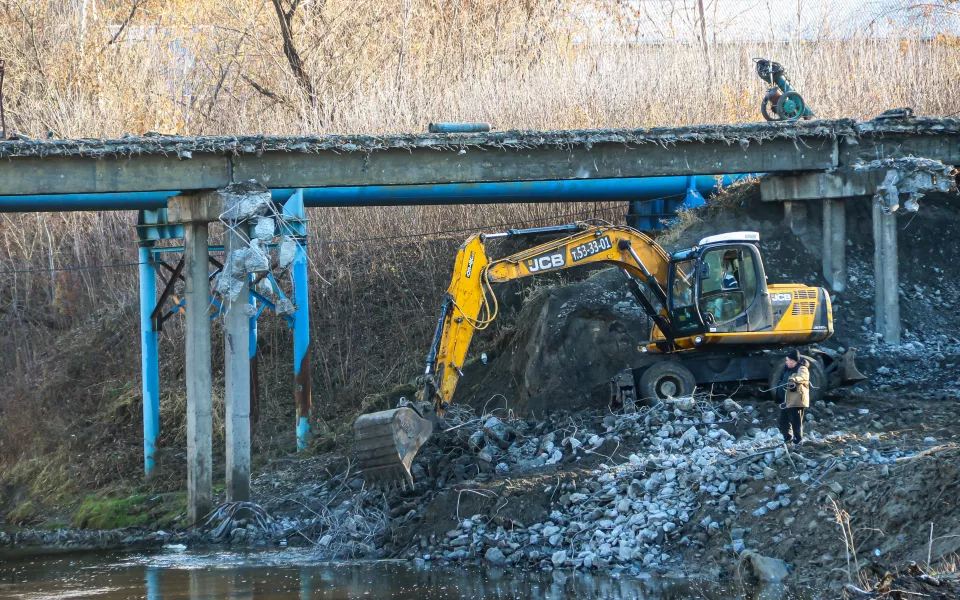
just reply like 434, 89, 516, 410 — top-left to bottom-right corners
586, 0, 960, 43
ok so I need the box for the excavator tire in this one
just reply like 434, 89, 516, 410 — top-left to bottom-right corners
767, 354, 826, 405
639, 361, 697, 402
354, 407, 433, 491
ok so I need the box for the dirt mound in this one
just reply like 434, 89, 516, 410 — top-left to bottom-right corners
454, 267, 650, 417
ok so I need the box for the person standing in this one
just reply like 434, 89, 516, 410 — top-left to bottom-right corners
777, 351, 810, 446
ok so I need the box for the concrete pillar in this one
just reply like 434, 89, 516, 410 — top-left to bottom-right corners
138, 244, 160, 478
783, 201, 809, 236
872, 201, 901, 344
822, 198, 847, 293
170, 192, 222, 525
224, 220, 251, 502
184, 220, 213, 523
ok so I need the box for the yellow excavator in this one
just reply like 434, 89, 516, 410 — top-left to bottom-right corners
354, 222, 865, 489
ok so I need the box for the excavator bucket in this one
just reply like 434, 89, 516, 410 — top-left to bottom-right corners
354, 407, 433, 490
838, 347, 868, 385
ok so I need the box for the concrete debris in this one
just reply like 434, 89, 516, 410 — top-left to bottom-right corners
243, 240, 271, 274
275, 298, 295, 317
220, 181, 272, 221
214, 251, 248, 302
278, 236, 299, 270
739, 551, 790, 582
255, 216, 276, 242
257, 277, 275, 298
855, 157, 957, 213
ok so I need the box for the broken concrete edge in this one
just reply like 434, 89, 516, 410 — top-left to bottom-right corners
858, 158, 957, 213
761, 159, 958, 207
3, 118, 959, 159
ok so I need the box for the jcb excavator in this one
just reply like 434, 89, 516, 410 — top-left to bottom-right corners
354, 222, 865, 489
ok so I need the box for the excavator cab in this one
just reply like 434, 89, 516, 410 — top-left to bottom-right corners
665, 233, 776, 341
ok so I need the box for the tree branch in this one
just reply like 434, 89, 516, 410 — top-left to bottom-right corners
102, 0, 143, 52
270, 0, 316, 107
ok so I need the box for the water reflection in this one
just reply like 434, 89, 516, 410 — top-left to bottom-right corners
0, 548, 814, 600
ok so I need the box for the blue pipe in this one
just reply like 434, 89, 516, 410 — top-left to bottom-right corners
138, 245, 160, 478
0, 176, 755, 212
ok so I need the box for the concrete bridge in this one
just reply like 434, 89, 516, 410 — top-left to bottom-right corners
2, 116, 957, 523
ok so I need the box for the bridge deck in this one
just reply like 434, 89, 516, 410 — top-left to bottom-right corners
1, 118, 957, 196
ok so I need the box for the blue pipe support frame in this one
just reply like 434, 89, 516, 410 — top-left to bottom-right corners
138, 245, 161, 478
249, 276, 259, 430
282, 190, 312, 452
1, 176, 757, 212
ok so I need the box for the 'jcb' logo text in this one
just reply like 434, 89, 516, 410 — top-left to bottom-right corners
526, 252, 566, 273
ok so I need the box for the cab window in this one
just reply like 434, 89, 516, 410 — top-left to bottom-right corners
669, 259, 700, 332
699, 248, 745, 324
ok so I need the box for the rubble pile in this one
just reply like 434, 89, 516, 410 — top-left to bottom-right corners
402, 396, 790, 569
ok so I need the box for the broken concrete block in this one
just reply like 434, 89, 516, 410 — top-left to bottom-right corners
739, 550, 789, 582
278, 235, 299, 270
858, 157, 956, 213
483, 417, 512, 449
257, 278, 274, 298
275, 298, 295, 317
244, 240, 271, 273
220, 181, 272, 221
254, 216, 276, 242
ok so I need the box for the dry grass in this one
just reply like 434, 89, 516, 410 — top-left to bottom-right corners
0, 1, 959, 508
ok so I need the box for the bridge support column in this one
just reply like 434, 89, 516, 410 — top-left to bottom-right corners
783, 201, 809, 236
224, 205, 251, 502
822, 198, 847, 293
138, 244, 160, 479
872, 201, 900, 344
170, 192, 221, 524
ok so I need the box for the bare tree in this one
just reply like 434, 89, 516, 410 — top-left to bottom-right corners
270, 0, 316, 107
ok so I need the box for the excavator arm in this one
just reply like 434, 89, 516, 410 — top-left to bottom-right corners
355, 222, 677, 488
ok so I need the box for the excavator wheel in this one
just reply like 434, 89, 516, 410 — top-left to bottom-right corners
768, 354, 826, 405
354, 407, 433, 491
639, 361, 697, 402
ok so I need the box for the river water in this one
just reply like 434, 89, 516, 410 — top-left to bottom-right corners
0, 547, 813, 599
